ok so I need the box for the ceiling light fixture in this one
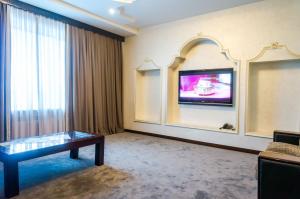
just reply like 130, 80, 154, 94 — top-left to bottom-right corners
113, 0, 136, 4
109, 8, 116, 15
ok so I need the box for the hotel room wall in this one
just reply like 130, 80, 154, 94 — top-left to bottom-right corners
123, 0, 300, 150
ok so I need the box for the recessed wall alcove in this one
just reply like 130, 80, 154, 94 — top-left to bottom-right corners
245, 43, 300, 138
165, 34, 240, 133
134, 58, 162, 124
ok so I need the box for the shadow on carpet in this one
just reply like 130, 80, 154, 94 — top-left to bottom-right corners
16, 165, 130, 199
0, 150, 130, 199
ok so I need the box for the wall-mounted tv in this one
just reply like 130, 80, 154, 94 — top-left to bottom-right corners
178, 68, 234, 106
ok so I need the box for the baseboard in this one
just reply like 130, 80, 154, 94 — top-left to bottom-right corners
125, 129, 260, 155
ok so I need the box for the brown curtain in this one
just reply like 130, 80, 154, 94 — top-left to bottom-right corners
67, 25, 123, 135
0, 3, 9, 141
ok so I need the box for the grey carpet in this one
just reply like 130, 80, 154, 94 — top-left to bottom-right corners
0, 132, 257, 199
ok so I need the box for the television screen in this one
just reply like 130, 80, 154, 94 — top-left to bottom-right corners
178, 68, 233, 106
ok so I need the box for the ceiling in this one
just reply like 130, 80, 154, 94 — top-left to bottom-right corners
19, 0, 262, 37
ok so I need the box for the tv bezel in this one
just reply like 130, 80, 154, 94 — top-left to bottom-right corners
178, 68, 234, 107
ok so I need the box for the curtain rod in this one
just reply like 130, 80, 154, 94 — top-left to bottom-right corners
0, 0, 20, 8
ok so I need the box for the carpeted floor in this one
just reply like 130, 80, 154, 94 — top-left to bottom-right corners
0, 132, 258, 199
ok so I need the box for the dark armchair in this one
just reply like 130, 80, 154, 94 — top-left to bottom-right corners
258, 130, 300, 199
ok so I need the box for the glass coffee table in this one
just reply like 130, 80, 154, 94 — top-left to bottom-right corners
0, 131, 105, 198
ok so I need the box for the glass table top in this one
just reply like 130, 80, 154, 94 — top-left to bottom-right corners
0, 131, 97, 155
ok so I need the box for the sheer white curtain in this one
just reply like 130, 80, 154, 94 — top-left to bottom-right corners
8, 7, 67, 139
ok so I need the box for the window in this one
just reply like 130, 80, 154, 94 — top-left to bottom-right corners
10, 7, 66, 111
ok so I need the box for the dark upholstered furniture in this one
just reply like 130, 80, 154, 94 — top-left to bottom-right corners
258, 130, 300, 199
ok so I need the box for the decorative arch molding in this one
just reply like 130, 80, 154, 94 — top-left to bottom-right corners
137, 58, 161, 71
169, 33, 239, 69
248, 42, 300, 63
245, 42, 300, 138
165, 33, 240, 134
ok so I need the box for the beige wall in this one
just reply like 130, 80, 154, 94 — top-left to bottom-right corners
122, 0, 300, 150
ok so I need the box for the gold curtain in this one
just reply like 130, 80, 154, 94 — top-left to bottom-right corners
67, 25, 123, 135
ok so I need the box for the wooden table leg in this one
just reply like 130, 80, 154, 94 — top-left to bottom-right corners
70, 148, 79, 159
4, 160, 19, 198
95, 137, 104, 166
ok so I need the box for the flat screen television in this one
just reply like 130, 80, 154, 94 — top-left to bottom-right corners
178, 68, 234, 106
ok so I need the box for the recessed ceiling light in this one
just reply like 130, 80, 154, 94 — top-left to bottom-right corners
113, 0, 136, 4
109, 8, 116, 15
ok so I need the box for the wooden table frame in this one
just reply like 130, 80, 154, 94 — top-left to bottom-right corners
0, 132, 105, 198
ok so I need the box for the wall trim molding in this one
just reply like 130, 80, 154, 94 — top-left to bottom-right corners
125, 129, 260, 155
248, 42, 300, 62
168, 33, 239, 69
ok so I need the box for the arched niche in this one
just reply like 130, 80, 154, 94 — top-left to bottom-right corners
134, 58, 162, 124
245, 42, 300, 138
165, 34, 240, 134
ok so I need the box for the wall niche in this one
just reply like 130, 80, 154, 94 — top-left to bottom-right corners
246, 43, 300, 138
165, 34, 240, 133
134, 58, 162, 124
